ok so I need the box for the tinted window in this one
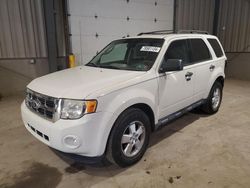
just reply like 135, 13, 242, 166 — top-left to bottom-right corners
165, 39, 190, 65
208, 38, 223, 57
189, 39, 211, 63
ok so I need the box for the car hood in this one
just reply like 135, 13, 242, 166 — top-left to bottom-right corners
27, 66, 146, 99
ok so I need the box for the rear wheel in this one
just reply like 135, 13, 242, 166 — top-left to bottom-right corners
106, 108, 151, 167
202, 81, 223, 114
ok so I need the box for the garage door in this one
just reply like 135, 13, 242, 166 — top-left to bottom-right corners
68, 0, 174, 65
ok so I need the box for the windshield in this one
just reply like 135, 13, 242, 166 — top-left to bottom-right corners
86, 38, 164, 71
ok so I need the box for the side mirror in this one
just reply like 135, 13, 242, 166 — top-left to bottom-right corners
159, 59, 183, 73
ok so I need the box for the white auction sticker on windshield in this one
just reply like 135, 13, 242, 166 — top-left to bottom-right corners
140, 46, 161, 52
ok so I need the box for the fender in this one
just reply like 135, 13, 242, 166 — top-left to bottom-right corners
101, 85, 157, 121
94, 80, 158, 155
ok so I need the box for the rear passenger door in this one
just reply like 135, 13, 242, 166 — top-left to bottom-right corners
188, 38, 213, 101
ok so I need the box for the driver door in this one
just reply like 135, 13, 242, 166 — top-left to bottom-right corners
158, 39, 196, 118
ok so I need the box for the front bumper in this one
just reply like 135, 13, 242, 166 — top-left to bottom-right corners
21, 101, 114, 157
51, 148, 106, 165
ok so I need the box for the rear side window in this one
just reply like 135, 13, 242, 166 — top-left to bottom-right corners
165, 39, 191, 65
189, 39, 211, 63
208, 38, 223, 57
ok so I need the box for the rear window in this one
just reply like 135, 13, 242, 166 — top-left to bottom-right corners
189, 39, 211, 63
208, 38, 224, 57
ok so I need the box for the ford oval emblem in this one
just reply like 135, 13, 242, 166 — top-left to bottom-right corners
32, 99, 41, 110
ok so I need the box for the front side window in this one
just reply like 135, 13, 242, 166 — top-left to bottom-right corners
164, 39, 190, 65
189, 39, 211, 63
86, 38, 164, 71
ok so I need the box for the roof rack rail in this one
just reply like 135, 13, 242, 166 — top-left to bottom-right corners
137, 30, 174, 36
178, 30, 209, 34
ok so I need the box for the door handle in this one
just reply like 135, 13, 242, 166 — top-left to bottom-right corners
209, 65, 215, 71
185, 72, 193, 81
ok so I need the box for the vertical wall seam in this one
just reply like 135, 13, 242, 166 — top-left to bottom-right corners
29, 0, 38, 57
6, 0, 15, 57
18, 0, 27, 57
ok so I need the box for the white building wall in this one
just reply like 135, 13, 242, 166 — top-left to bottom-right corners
68, 0, 174, 65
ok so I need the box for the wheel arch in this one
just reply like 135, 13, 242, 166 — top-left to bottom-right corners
206, 71, 225, 98
109, 102, 156, 137
104, 102, 156, 156
129, 103, 155, 132
215, 76, 224, 87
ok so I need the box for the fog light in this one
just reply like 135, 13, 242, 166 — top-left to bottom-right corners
63, 135, 81, 149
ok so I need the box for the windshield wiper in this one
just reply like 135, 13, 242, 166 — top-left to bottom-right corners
86, 62, 98, 67
99, 65, 120, 70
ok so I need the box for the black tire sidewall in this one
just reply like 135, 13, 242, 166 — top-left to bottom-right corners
205, 82, 223, 113
109, 108, 151, 167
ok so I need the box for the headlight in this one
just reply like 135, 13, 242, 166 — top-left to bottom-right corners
60, 99, 97, 119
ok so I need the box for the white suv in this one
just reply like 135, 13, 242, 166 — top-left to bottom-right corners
21, 31, 226, 167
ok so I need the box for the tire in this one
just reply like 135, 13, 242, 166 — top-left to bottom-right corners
106, 108, 151, 167
202, 81, 223, 114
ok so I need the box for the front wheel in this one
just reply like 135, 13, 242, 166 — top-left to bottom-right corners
202, 81, 223, 114
106, 108, 151, 167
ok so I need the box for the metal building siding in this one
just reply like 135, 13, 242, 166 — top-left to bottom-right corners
0, 0, 14, 58
176, 0, 250, 52
30, 0, 47, 57
54, 0, 66, 57
19, 0, 35, 57
217, 0, 250, 52
0, 0, 47, 58
8, 0, 26, 57
175, 0, 215, 34
238, 1, 250, 51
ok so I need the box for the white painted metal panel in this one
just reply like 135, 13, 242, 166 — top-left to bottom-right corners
68, 0, 174, 65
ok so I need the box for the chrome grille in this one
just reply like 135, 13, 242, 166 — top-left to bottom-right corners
25, 89, 58, 120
